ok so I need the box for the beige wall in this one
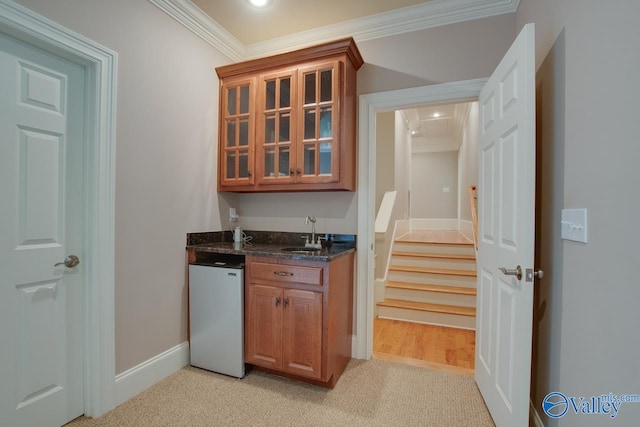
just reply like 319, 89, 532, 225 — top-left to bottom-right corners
517, 1, 640, 426
411, 151, 459, 219
13, 0, 233, 374
10, 1, 517, 376
375, 111, 396, 213
357, 14, 516, 94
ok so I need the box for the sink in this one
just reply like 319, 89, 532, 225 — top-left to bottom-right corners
280, 247, 320, 253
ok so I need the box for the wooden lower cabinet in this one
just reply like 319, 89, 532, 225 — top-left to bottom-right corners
244, 253, 354, 387
282, 288, 323, 379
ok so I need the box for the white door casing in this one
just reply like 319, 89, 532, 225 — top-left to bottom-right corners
475, 23, 536, 427
356, 79, 487, 359
0, 31, 85, 427
0, 0, 118, 419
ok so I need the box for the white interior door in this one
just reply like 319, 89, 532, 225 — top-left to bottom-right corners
475, 24, 536, 427
0, 32, 85, 427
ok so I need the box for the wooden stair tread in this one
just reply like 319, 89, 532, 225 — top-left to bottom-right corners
392, 251, 476, 261
377, 299, 476, 317
394, 239, 474, 246
389, 265, 477, 277
386, 281, 476, 296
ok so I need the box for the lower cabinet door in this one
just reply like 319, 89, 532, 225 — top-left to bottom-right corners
282, 288, 323, 379
246, 284, 282, 370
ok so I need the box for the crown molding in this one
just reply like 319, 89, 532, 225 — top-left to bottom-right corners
149, 0, 519, 61
147, 0, 245, 61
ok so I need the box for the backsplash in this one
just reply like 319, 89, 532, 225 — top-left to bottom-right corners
187, 230, 356, 247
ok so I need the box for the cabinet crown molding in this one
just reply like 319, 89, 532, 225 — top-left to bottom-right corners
216, 37, 363, 79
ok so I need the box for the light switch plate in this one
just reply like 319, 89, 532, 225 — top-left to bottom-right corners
561, 208, 588, 243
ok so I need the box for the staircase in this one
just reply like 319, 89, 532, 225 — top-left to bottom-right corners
377, 231, 477, 329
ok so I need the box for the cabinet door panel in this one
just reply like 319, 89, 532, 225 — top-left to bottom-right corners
298, 61, 340, 184
257, 70, 296, 185
245, 284, 282, 370
220, 77, 255, 187
282, 289, 323, 379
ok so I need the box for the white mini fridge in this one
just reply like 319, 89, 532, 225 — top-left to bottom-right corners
189, 256, 245, 378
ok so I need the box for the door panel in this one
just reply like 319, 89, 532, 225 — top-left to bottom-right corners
0, 32, 84, 427
475, 23, 536, 427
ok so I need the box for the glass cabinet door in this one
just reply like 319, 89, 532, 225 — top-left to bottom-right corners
257, 70, 295, 184
221, 79, 254, 185
299, 62, 339, 183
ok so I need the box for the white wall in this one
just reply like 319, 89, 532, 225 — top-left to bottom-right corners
394, 111, 411, 221
458, 102, 479, 222
411, 151, 459, 219
517, 2, 640, 426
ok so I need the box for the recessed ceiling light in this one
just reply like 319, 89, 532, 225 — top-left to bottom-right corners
432, 112, 441, 118
247, 0, 272, 7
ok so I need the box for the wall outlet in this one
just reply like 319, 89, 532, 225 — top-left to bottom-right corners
229, 207, 239, 222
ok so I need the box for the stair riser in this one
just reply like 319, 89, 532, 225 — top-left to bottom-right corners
385, 287, 476, 307
393, 242, 475, 256
389, 271, 477, 287
378, 306, 476, 330
391, 256, 476, 270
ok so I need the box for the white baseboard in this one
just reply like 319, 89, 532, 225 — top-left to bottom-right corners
530, 398, 545, 427
115, 341, 190, 406
459, 220, 474, 242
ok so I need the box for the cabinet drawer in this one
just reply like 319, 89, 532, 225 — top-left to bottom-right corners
251, 262, 323, 286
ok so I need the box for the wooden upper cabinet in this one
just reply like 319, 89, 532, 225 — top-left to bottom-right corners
256, 67, 297, 186
216, 38, 363, 192
219, 76, 255, 188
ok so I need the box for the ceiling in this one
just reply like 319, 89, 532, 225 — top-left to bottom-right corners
191, 0, 434, 45
403, 102, 474, 153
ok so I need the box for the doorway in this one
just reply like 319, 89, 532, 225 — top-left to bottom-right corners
354, 78, 487, 360
372, 100, 479, 375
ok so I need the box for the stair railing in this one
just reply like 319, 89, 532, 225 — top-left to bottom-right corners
468, 185, 478, 251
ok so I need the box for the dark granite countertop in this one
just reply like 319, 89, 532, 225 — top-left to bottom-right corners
186, 231, 356, 262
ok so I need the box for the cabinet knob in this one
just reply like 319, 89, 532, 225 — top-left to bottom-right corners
283, 298, 289, 308
275, 297, 281, 307
296, 169, 301, 175
247, 170, 252, 177
290, 169, 295, 175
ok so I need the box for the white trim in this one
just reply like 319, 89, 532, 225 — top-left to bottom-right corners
148, 0, 519, 60
115, 342, 190, 406
0, 0, 118, 418
356, 79, 486, 359
530, 399, 545, 427
459, 219, 474, 242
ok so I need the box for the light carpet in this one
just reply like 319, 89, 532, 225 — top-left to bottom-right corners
67, 358, 494, 426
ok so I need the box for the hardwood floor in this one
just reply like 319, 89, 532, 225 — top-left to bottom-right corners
373, 317, 475, 377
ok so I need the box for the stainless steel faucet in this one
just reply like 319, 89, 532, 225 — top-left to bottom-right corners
304, 216, 321, 248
